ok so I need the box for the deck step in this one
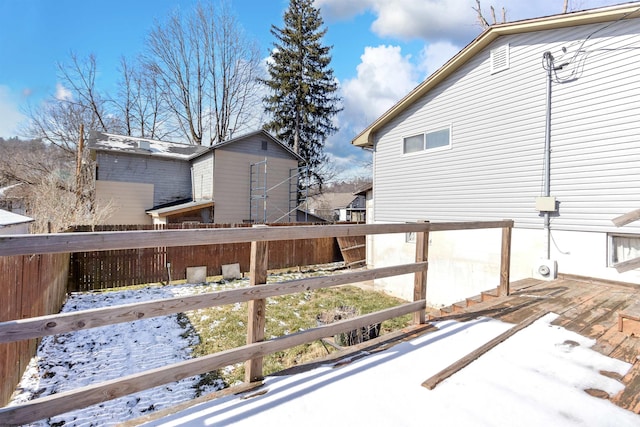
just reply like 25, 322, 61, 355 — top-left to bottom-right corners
465, 295, 483, 307
481, 288, 500, 302
452, 301, 467, 313
439, 306, 454, 316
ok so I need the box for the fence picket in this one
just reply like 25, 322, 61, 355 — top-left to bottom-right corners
68, 223, 340, 291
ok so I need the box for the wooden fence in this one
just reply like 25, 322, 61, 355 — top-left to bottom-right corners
0, 220, 514, 425
68, 223, 341, 292
0, 253, 69, 407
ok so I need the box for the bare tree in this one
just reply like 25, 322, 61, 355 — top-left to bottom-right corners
473, 0, 507, 29
145, 1, 262, 145
114, 56, 171, 139
24, 53, 115, 154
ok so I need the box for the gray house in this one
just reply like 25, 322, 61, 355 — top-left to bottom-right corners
352, 3, 640, 305
89, 130, 303, 225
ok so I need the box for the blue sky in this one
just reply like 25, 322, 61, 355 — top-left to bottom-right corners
0, 0, 626, 179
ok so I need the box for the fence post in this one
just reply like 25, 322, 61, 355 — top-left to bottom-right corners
413, 220, 429, 325
245, 226, 268, 383
499, 220, 513, 296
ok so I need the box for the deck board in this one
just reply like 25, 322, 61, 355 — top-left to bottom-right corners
433, 277, 640, 414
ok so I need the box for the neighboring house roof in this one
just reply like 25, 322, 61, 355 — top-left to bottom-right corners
0, 208, 33, 227
353, 183, 372, 196
202, 129, 305, 163
306, 192, 361, 211
351, 2, 640, 148
89, 129, 304, 163
88, 132, 209, 160
146, 199, 215, 218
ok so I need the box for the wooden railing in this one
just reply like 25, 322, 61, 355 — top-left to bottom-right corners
68, 223, 341, 291
0, 220, 513, 425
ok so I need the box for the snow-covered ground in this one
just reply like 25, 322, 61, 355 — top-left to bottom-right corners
7, 269, 639, 427
146, 313, 638, 427
8, 265, 346, 426
9, 283, 226, 426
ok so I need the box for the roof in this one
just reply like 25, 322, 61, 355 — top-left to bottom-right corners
306, 192, 361, 211
88, 130, 305, 163
205, 129, 305, 162
352, 2, 640, 148
146, 199, 214, 218
353, 183, 373, 196
0, 208, 34, 227
88, 132, 209, 160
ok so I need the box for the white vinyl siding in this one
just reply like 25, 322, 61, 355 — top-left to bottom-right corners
373, 18, 640, 235
192, 153, 213, 200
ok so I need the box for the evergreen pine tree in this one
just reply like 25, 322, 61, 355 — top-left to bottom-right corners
262, 0, 341, 191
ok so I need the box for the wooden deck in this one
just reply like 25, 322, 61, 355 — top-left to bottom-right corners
124, 275, 640, 425
427, 276, 640, 414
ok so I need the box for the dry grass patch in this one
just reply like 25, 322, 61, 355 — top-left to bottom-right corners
184, 281, 411, 386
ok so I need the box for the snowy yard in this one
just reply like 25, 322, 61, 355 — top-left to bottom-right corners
9, 283, 225, 426
7, 267, 640, 427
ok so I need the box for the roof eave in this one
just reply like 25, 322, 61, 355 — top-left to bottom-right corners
351, 3, 640, 149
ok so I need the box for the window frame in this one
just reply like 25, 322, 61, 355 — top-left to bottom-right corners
401, 124, 452, 155
607, 232, 640, 267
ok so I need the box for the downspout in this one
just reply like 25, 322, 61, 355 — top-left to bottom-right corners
543, 52, 553, 260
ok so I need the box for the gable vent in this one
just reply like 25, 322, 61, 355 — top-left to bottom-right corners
490, 44, 510, 74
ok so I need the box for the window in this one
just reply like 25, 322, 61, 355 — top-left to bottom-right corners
609, 234, 640, 266
402, 126, 451, 154
426, 128, 450, 150
261, 140, 268, 150
403, 134, 424, 154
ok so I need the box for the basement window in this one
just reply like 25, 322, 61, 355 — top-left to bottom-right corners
608, 233, 640, 266
490, 43, 510, 74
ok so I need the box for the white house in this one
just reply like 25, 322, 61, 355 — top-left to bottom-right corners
0, 209, 33, 235
352, 3, 640, 306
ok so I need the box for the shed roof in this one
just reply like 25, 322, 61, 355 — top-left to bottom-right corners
0, 208, 34, 227
351, 2, 640, 148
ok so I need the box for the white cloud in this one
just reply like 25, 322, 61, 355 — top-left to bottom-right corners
55, 82, 73, 101
316, 0, 626, 43
341, 45, 418, 130
0, 86, 28, 137
322, 45, 418, 179
418, 41, 462, 76
316, 0, 484, 42
314, 0, 372, 21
